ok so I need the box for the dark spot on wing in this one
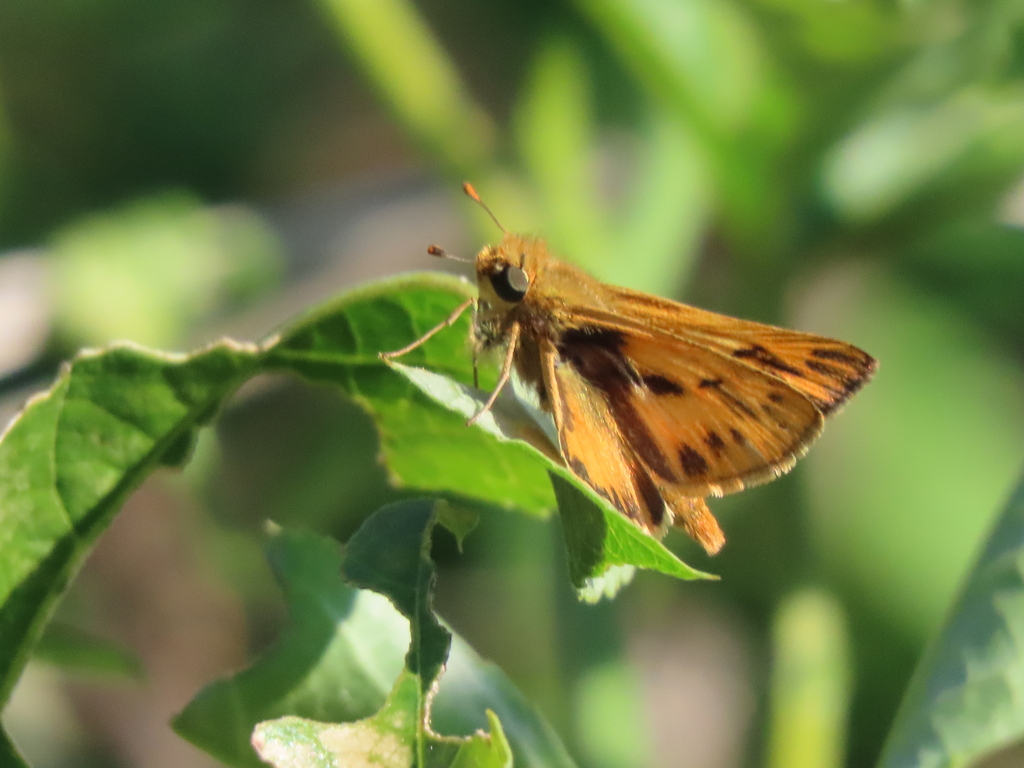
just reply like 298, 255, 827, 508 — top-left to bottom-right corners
633, 464, 665, 527
696, 376, 759, 418
730, 428, 747, 445
558, 327, 639, 386
559, 326, 626, 354
608, 488, 625, 512
805, 360, 868, 407
794, 351, 877, 415
559, 326, 674, 482
679, 445, 710, 477
733, 344, 802, 376
705, 431, 726, 458
611, 398, 676, 482
642, 374, 685, 396
767, 391, 786, 404
568, 455, 592, 485
590, 482, 627, 519
811, 348, 864, 366
805, 359, 847, 380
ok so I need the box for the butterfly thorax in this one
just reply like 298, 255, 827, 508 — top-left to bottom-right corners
472, 233, 615, 408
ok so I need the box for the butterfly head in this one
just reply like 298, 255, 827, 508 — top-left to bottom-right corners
476, 234, 540, 306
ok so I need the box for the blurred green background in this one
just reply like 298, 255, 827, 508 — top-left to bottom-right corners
1, 0, 1024, 767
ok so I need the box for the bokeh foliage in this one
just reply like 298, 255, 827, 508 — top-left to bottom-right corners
1, 0, 1024, 767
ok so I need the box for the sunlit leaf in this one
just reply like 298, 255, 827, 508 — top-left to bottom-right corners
766, 588, 851, 768
0, 341, 259, 707
822, 90, 1024, 223
264, 273, 555, 516
515, 36, 709, 294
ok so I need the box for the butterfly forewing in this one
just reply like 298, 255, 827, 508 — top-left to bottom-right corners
566, 287, 876, 416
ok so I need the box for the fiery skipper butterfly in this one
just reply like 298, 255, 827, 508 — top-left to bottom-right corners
382, 184, 876, 555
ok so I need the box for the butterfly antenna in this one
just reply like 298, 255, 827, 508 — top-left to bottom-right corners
463, 182, 506, 234
427, 244, 474, 264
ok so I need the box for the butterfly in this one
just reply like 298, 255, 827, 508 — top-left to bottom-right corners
382, 184, 876, 555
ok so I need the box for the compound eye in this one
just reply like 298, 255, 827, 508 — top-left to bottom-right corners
489, 264, 530, 303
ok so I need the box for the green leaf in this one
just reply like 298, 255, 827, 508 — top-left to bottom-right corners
751, 0, 898, 62
514, 37, 613, 275
435, 503, 479, 552
0, 271, 703, 765
264, 273, 555, 517
248, 505, 547, 768
573, 0, 793, 244
173, 527, 410, 767
0, 340, 259, 711
877, 470, 1024, 768
574, 0, 766, 135
340, 499, 452, 699
252, 676, 512, 768
822, 89, 1024, 223
611, 110, 710, 294
432, 636, 579, 768
0, 272, 584, 740
0, 728, 29, 768
176, 522, 574, 768
251, 684, 419, 768
548, 470, 716, 599
389, 363, 716, 597
450, 711, 513, 768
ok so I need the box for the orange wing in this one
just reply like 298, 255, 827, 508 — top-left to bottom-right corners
540, 340, 726, 553
564, 287, 876, 417
535, 286, 874, 555
550, 323, 829, 497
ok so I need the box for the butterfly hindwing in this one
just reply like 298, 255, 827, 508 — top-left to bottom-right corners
540, 341, 668, 534
551, 322, 827, 499
542, 338, 728, 553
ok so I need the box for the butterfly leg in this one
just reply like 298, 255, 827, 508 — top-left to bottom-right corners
467, 322, 520, 427
379, 297, 475, 360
